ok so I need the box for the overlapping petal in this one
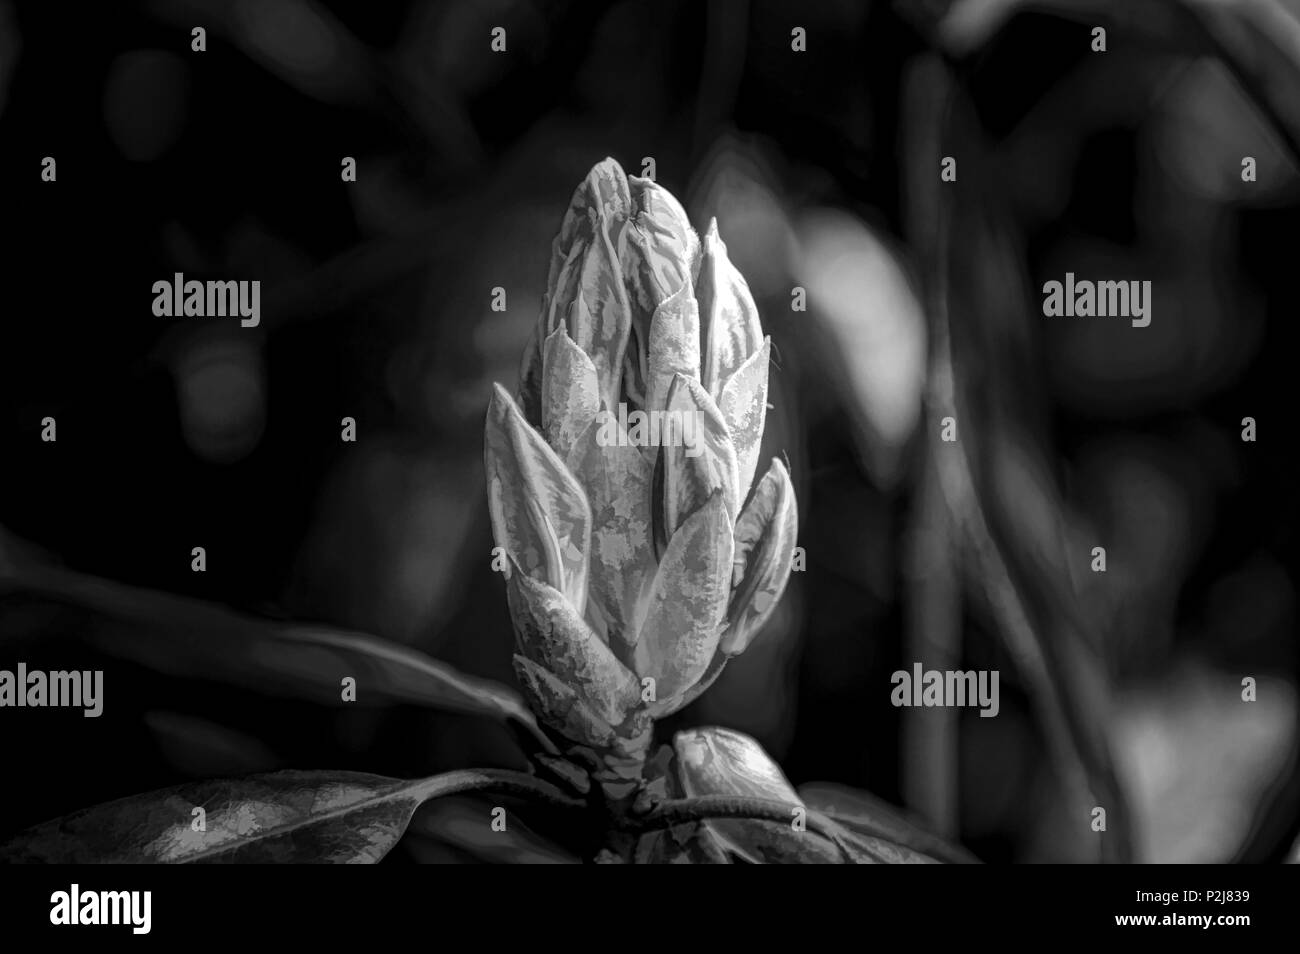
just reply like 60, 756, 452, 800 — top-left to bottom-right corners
698, 219, 764, 398
568, 220, 633, 409
720, 459, 798, 655
644, 284, 700, 420
718, 338, 770, 503
512, 655, 616, 749
633, 491, 733, 700
506, 567, 640, 727
661, 374, 740, 534
541, 327, 600, 461
485, 384, 590, 609
623, 175, 700, 330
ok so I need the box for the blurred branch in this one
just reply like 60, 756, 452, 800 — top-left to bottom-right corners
903, 55, 1134, 862
902, 448, 962, 836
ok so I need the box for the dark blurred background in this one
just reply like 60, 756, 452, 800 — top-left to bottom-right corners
0, 0, 1296, 862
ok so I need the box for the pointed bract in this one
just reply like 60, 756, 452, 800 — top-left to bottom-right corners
699, 220, 764, 398
717, 338, 769, 503
506, 567, 640, 727
664, 375, 740, 525
633, 491, 732, 699
623, 176, 699, 337
541, 326, 600, 461
720, 459, 798, 655
644, 284, 701, 419
661, 374, 739, 536
528, 159, 633, 426
568, 221, 632, 408
485, 384, 590, 608
548, 158, 632, 295
513, 655, 617, 749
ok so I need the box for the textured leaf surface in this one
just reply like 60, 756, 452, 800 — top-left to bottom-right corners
645, 284, 701, 419
0, 770, 458, 863
662, 375, 740, 534
634, 494, 733, 699
718, 338, 770, 502
485, 383, 590, 607
569, 223, 633, 409
548, 158, 632, 295
720, 459, 798, 655
799, 782, 975, 863
541, 326, 600, 461
512, 654, 615, 748
699, 219, 765, 398
505, 569, 639, 726
566, 418, 656, 660
624, 176, 699, 332
674, 726, 841, 863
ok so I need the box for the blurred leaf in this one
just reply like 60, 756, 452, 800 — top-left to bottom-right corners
149, 0, 378, 107
410, 795, 581, 864
1110, 666, 1298, 862
902, 54, 1137, 862
673, 726, 841, 863
1183, 0, 1300, 164
793, 209, 927, 487
103, 50, 190, 162
0, 770, 466, 863
0, 562, 552, 752
914, 0, 1300, 163
145, 711, 282, 778
799, 782, 979, 863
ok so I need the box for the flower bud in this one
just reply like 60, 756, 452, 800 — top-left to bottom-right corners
486, 159, 798, 782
